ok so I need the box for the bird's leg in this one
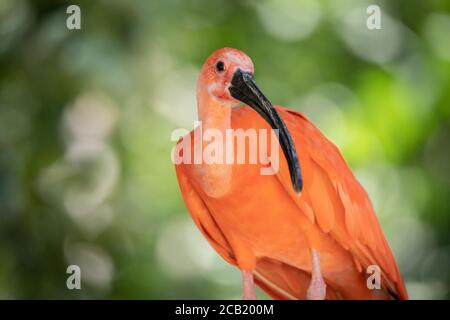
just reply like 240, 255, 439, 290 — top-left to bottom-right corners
241, 270, 257, 300
307, 249, 326, 300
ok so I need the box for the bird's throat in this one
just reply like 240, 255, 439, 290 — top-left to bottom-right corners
195, 102, 233, 198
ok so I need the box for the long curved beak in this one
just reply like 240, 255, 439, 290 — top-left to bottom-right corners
229, 68, 303, 193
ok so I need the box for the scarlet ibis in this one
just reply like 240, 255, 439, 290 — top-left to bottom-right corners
174, 48, 408, 300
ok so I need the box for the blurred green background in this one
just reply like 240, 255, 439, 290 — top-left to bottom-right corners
0, 0, 449, 299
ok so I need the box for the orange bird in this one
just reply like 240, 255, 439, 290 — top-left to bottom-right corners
174, 48, 408, 300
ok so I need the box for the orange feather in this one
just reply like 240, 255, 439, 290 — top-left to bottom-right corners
176, 106, 408, 299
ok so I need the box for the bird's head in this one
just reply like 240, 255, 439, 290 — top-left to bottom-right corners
198, 47, 254, 104
197, 47, 303, 193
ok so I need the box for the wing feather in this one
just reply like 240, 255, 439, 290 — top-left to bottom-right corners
275, 107, 408, 299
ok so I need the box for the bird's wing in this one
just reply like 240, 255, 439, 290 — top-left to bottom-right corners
273, 106, 408, 299
174, 136, 236, 266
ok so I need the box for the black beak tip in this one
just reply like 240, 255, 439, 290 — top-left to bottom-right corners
294, 181, 303, 194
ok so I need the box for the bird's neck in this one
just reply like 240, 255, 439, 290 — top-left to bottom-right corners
195, 91, 233, 198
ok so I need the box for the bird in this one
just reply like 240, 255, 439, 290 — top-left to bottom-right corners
174, 47, 408, 300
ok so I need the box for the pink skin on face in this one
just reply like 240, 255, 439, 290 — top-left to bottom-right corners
198, 48, 254, 104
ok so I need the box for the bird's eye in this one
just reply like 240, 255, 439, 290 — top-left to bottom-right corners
216, 61, 225, 72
